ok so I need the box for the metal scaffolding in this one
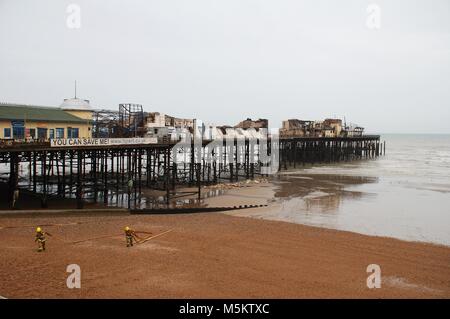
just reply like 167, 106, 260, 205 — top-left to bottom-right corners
119, 104, 145, 137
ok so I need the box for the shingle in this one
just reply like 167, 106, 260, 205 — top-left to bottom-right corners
0, 103, 90, 123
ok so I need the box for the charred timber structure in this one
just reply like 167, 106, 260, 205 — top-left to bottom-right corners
0, 135, 383, 209
278, 136, 384, 169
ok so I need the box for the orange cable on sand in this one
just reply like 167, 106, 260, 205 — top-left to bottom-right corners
136, 229, 174, 245
71, 234, 122, 245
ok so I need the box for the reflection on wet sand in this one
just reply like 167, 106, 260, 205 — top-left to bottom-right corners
271, 174, 378, 214
0, 181, 227, 210
138, 188, 226, 209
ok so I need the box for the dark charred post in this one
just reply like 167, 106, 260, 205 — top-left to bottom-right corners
55, 152, 61, 195
83, 154, 86, 176
92, 150, 98, 203
212, 148, 217, 183
165, 147, 170, 205
322, 140, 325, 162
116, 151, 120, 199
50, 152, 54, 176
32, 152, 37, 193
189, 142, 195, 185
127, 149, 132, 208
307, 141, 311, 164
307, 141, 310, 164
367, 141, 370, 157
289, 140, 295, 167
137, 149, 142, 197
133, 149, 138, 208
27, 152, 32, 187
120, 150, 124, 185
201, 148, 205, 181
384, 141, 386, 155
366, 141, 369, 158
110, 151, 115, 200
104, 150, 108, 205
156, 148, 161, 186
292, 140, 297, 168
48, 153, 54, 188
76, 150, 83, 209
152, 148, 157, 184
365, 141, 369, 158
146, 148, 150, 187
300, 141, 304, 166
8, 152, 17, 209
133, 149, 138, 183
328, 141, 331, 162
284, 141, 288, 170
61, 151, 66, 198
371, 141, 374, 158
69, 152, 73, 195
278, 141, 282, 171
127, 149, 131, 185
41, 151, 47, 208
100, 150, 105, 189
329, 141, 333, 162
172, 160, 177, 190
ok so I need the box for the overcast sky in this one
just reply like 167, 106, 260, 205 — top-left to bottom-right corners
0, 0, 449, 133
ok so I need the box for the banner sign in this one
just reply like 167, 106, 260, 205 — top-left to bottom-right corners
11, 120, 25, 127
50, 137, 158, 147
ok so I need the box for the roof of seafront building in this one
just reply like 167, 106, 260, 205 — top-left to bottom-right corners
0, 103, 90, 123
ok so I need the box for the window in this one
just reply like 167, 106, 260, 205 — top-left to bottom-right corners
56, 128, 64, 138
13, 126, 25, 139
67, 127, 79, 138
29, 128, 36, 139
4, 128, 11, 138
49, 129, 55, 139
37, 128, 48, 139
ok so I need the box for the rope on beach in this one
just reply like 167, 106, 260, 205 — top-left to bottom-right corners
0, 222, 172, 246
70, 234, 122, 244
70, 230, 168, 245
136, 229, 174, 245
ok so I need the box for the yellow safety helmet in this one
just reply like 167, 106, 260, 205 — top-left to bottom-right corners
124, 226, 130, 231
36, 227, 42, 233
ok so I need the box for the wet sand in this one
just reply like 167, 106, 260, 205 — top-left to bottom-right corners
1, 208, 449, 298
210, 173, 450, 246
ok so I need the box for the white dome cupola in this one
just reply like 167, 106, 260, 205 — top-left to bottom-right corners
59, 81, 94, 121
60, 80, 93, 111
60, 97, 93, 111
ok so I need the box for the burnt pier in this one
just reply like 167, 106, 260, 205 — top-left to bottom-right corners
0, 135, 383, 210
